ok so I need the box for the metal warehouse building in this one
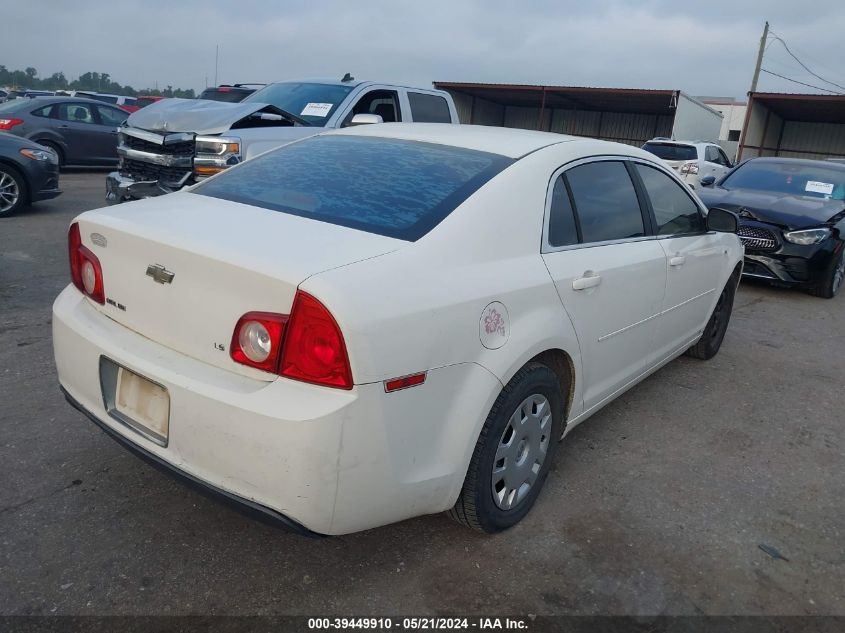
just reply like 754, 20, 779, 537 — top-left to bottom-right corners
433, 82, 723, 147
738, 92, 845, 161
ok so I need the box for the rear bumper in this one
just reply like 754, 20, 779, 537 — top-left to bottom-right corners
61, 387, 320, 537
52, 286, 499, 534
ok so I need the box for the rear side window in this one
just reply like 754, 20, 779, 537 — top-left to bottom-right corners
194, 135, 513, 241
408, 92, 452, 123
548, 176, 579, 247
642, 143, 698, 162
634, 164, 705, 235
565, 161, 645, 243
32, 105, 55, 118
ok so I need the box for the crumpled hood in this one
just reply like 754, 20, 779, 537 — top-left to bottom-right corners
126, 98, 283, 135
698, 186, 845, 230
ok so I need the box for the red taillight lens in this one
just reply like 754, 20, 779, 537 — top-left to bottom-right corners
230, 291, 353, 389
0, 118, 24, 131
281, 291, 353, 389
229, 312, 287, 373
68, 222, 105, 304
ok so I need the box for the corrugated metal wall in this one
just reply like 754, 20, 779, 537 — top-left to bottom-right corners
445, 90, 674, 146
740, 100, 845, 160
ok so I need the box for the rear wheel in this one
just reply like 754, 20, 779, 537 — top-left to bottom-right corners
449, 362, 563, 533
0, 164, 27, 217
806, 246, 844, 299
686, 274, 738, 360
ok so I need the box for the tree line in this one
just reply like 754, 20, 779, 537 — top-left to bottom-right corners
0, 66, 196, 98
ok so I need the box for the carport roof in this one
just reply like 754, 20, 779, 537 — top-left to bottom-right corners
749, 92, 845, 123
433, 82, 682, 115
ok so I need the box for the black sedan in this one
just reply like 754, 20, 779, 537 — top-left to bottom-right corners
0, 133, 61, 217
0, 96, 128, 166
698, 158, 845, 298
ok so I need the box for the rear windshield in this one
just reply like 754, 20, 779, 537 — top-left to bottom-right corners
0, 99, 29, 114
193, 135, 513, 241
199, 88, 251, 103
642, 143, 698, 161
722, 161, 845, 200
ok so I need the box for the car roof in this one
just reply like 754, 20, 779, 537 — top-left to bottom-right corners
19, 96, 123, 106
748, 156, 845, 172
644, 139, 705, 147
330, 122, 654, 159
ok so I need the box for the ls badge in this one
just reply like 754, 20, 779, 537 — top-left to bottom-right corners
146, 264, 175, 284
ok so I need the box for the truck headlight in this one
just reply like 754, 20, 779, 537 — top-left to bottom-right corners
194, 135, 241, 178
195, 136, 240, 156
783, 227, 831, 245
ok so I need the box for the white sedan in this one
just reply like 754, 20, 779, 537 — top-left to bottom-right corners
53, 124, 744, 535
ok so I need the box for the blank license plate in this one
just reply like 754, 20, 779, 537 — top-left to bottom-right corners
114, 366, 170, 444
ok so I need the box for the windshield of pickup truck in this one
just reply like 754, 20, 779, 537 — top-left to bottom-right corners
243, 83, 354, 126
192, 135, 513, 241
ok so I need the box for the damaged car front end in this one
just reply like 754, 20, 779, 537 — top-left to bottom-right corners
106, 97, 308, 203
107, 128, 242, 202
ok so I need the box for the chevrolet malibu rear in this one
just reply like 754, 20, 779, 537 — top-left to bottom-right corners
53, 124, 742, 535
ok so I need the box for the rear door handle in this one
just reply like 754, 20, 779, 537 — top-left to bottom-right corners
572, 273, 602, 290
669, 255, 686, 267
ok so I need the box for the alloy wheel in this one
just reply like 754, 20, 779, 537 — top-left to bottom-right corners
0, 171, 20, 213
491, 394, 551, 510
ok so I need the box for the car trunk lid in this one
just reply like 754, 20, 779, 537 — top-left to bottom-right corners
74, 192, 402, 380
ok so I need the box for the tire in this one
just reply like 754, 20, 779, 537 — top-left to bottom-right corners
686, 273, 738, 360
0, 164, 28, 217
35, 141, 64, 167
449, 362, 564, 533
805, 246, 844, 299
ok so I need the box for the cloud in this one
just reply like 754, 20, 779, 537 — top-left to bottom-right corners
5, 0, 845, 98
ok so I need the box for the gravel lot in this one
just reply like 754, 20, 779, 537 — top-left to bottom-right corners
1, 172, 843, 616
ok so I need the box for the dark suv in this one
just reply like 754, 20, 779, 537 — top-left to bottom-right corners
198, 84, 264, 103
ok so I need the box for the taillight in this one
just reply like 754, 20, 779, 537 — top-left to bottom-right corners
68, 223, 105, 304
230, 291, 353, 389
0, 118, 24, 131
229, 312, 287, 373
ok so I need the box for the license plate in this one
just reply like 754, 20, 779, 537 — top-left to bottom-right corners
113, 366, 170, 445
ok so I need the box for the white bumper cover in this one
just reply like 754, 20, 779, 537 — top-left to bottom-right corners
52, 286, 500, 535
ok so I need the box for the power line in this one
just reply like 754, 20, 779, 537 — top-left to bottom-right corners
768, 31, 845, 92
760, 68, 843, 95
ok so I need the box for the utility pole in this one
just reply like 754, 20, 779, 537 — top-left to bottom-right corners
214, 44, 219, 86
749, 21, 769, 94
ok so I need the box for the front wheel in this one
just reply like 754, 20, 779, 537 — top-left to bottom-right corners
0, 165, 27, 217
686, 274, 738, 360
806, 246, 844, 299
449, 362, 563, 533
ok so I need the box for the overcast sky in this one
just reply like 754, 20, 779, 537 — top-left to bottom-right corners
6, 0, 845, 98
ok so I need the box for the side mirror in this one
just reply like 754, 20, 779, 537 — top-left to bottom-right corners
700, 175, 716, 187
707, 207, 739, 233
349, 113, 383, 126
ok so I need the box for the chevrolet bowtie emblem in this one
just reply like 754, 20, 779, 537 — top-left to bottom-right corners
146, 264, 175, 284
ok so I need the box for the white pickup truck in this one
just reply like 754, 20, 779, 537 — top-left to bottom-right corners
106, 76, 459, 202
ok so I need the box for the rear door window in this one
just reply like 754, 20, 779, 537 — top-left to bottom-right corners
408, 92, 452, 123
642, 143, 698, 161
57, 103, 96, 124
194, 135, 513, 241
564, 161, 646, 243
